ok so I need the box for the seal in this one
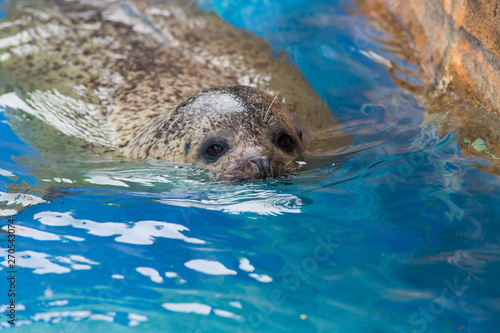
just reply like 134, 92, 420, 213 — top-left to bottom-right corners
126, 85, 311, 181
0, 0, 349, 182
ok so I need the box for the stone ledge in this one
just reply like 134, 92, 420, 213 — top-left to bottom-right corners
354, 0, 500, 169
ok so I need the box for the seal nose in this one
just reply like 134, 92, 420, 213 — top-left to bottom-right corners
250, 157, 273, 179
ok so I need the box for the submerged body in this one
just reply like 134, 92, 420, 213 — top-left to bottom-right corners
0, 0, 347, 180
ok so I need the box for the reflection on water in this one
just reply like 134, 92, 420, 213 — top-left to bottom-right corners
0, 0, 500, 332
0, 250, 97, 274
0, 191, 46, 217
34, 211, 206, 245
0, 90, 114, 148
159, 189, 304, 216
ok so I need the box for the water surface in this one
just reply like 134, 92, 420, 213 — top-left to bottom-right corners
0, 0, 499, 332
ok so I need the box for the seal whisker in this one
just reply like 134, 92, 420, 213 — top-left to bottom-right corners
262, 91, 280, 124
267, 109, 281, 124
282, 160, 292, 172
223, 117, 232, 129
283, 160, 298, 175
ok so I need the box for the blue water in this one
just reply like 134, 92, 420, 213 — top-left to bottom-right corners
1, 0, 500, 332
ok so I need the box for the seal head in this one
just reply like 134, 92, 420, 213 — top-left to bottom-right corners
127, 85, 311, 181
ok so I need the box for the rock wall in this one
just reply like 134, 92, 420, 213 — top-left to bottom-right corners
354, 0, 500, 173
355, 0, 500, 112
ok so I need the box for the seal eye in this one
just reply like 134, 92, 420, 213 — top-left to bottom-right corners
206, 144, 224, 158
200, 137, 229, 163
276, 133, 294, 152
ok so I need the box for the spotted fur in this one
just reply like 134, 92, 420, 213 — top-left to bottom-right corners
127, 85, 311, 180
0, 0, 346, 180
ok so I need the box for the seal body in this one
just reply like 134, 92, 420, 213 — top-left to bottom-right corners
0, 0, 346, 180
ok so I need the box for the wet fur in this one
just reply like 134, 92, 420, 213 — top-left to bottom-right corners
0, 0, 346, 178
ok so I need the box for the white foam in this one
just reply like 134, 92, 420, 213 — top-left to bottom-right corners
1, 225, 60, 241
62, 235, 85, 242
69, 255, 99, 265
162, 302, 211, 315
89, 314, 114, 322
127, 312, 147, 326
0, 250, 70, 274
0, 209, 17, 217
0, 191, 46, 207
55, 255, 99, 270
34, 211, 205, 245
128, 313, 147, 321
159, 190, 302, 216
249, 273, 273, 283
47, 300, 69, 307
238, 258, 255, 272
85, 169, 174, 187
0, 249, 98, 275
85, 175, 129, 187
213, 309, 242, 320
0, 168, 14, 177
229, 301, 242, 309
136, 267, 164, 283
184, 259, 237, 276
0, 304, 25, 313
165, 271, 178, 278
13, 319, 31, 327
31, 310, 91, 323
71, 264, 92, 270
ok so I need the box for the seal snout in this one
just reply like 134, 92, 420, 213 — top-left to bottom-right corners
250, 156, 274, 179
